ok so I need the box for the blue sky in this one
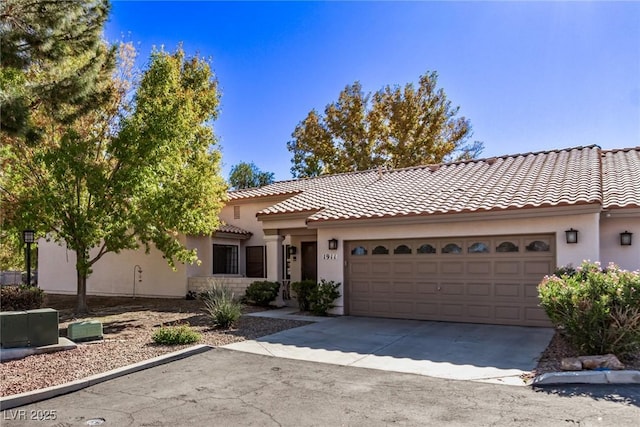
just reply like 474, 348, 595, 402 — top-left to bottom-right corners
106, 1, 640, 181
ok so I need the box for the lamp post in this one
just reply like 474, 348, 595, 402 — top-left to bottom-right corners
22, 229, 35, 286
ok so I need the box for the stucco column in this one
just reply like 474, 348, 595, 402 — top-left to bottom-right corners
264, 234, 284, 305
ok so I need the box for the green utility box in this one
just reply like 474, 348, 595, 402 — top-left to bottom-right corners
27, 308, 59, 347
0, 311, 29, 348
68, 320, 103, 341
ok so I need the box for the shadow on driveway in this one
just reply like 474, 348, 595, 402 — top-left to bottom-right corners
533, 384, 640, 409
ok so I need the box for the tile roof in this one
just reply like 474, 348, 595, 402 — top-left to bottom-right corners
215, 224, 252, 236
601, 147, 640, 209
228, 145, 638, 223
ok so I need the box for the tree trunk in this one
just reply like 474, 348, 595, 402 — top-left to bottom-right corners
75, 257, 89, 314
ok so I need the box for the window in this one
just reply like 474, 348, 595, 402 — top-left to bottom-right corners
417, 243, 436, 254
246, 246, 265, 278
394, 244, 412, 254
526, 240, 550, 252
468, 242, 489, 253
213, 244, 238, 274
496, 241, 519, 253
442, 243, 462, 254
372, 245, 390, 255
351, 246, 367, 256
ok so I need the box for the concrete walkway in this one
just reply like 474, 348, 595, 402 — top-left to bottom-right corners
225, 313, 555, 386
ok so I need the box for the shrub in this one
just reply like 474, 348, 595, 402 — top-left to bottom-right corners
291, 279, 316, 312
309, 279, 341, 316
0, 285, 45, 311
152, 324, 201, 345
202, 283, 243, 328
244, 281, 280, 306
538, 261, 640, 356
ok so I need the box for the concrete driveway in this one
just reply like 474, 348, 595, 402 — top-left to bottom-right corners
224, 316, 554, 386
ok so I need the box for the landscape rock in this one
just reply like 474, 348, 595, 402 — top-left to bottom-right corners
578, 354, 625, 370
560, 357, 583, 371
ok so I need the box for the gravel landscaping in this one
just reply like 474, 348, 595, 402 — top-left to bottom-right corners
1, 295, 311, 397
2, 294, 638, 397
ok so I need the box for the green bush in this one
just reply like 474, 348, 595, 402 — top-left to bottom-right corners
202, 283, 243, 328
310, 279, 341, 316
244, 281, 280, 306
152, 324, 201, 345
538, 261, 640, 356
0, 285, 45, 311
291, 279, 316, 312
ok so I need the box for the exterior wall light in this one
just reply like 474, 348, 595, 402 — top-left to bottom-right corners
565, 228, 579, 244
328, 238, 339, 250
620, 231, 633, 246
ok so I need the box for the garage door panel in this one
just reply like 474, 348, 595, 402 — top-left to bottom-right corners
467, 283, 491, 296
415, 301, 438, 316
350, 299, 371, 313
525, 306, 548, 321
371, 281, 392, 295
495, 283, 521, 297
467, 305, 492, 319
347, 234, 554, 326
372, 262, 391, 275
441, 282, 464, 295
350, 280, 370, 293
393, 262, 413, 275
416, 262, 438, 274
467, 261, 491, 275
524, 283, 540, 298
441, 304, 464, 317
495, 261, 520, 275
370, 300, 391, 313
350, 262, 370, 275
525, 261, 553, 275
495, 306, 521, 321
441, 261, 464, 274
416, 282, 438, 294
393, 281, 414, 294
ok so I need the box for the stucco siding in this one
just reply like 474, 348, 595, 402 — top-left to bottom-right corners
38, 238, 188, 298
600, 215, 640, 271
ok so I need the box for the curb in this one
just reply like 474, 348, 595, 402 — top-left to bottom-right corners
0, 344, 213, 411
532, 369, 640, 386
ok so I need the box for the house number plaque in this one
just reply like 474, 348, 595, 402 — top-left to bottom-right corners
322, 253, 338, 260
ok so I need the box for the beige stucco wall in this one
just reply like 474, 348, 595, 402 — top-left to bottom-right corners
599, 214, 640, 271
186, 235, 212, 277
38, 238, 188, 298
314, 210, 601, 315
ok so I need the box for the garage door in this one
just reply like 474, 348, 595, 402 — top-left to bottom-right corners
346, 235, 554, 327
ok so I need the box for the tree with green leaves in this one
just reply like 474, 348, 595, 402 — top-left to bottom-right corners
287, 71, 483, 178
1, 46, 227, 313
0, 0, 114, 141
228, 162, 275, 190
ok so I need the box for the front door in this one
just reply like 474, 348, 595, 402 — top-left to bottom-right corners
301, 241, 317, 282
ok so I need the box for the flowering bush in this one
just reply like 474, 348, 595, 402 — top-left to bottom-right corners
538, 261, 640, 356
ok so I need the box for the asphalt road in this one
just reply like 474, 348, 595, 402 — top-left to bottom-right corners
2, 348, 639, 426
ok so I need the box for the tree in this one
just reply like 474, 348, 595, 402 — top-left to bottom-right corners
287, 71, 483, 178
1, 46, 227, 313
228, 162, 275, 190
0, 0, 113, 140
